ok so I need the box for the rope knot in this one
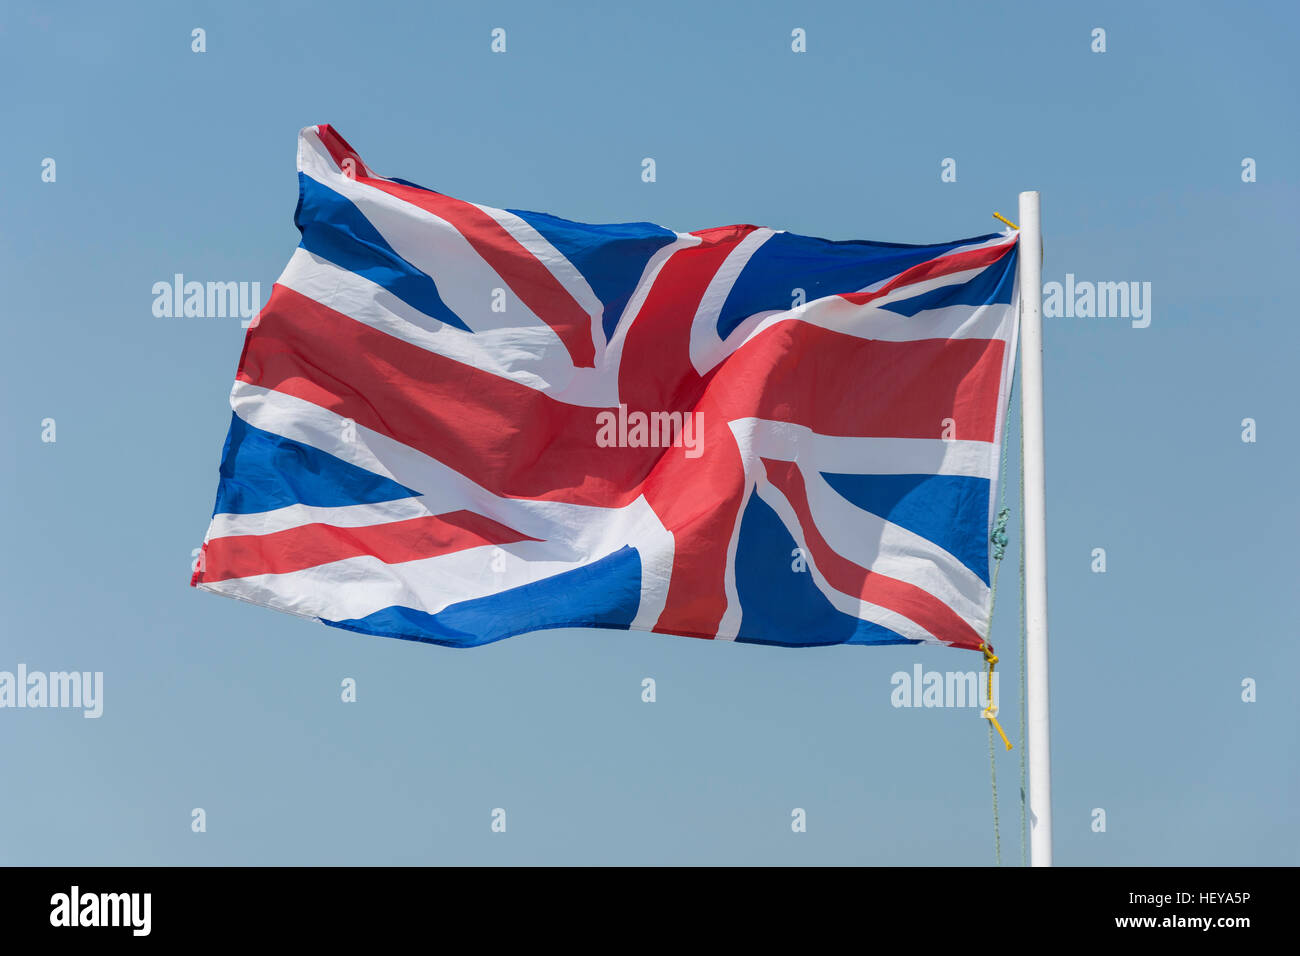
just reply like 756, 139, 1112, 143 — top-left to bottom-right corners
978, 642, 1012, 752
991, 507, 1011, 561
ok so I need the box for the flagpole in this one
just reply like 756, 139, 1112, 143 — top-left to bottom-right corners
1017, 190, 1053, 866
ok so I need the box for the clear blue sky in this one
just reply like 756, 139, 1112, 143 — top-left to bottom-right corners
1, 0, 1296, 865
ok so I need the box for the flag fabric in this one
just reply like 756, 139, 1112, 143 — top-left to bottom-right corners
192, 124, 1021, 652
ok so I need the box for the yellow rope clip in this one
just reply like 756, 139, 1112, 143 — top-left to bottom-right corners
979, 642, 1012, 751
992, 211, 1019, 231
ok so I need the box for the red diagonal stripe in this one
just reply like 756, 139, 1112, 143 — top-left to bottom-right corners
315, 124, 377, 179
199, 510, 536, 584
839, 239, 1015, 306
314, 124, 596, 369
761, 458, 984, 650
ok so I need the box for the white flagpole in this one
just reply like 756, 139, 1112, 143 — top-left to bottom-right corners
1017, 190, 1053, 866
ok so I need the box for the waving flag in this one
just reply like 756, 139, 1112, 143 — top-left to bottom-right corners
192, 125, 1020, 651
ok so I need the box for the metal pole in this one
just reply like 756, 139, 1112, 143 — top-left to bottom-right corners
1017, 190, 1053, 866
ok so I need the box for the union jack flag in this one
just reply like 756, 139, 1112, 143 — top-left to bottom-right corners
192, 125, 1021, 652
